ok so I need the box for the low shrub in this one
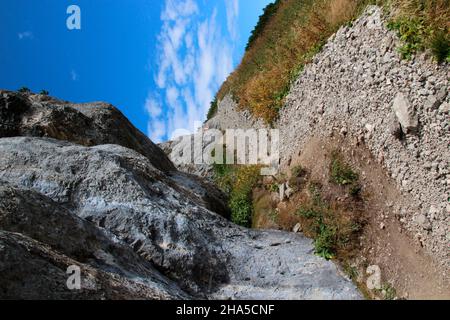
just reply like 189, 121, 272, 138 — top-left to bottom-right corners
387, 16, 427, 59
230, 192, 253, 227
387, 0, 449, 63
430, 31, 450, 64
18, 87, 31, 93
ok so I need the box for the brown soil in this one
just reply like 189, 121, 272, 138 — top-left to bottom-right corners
253, 133, 450, 300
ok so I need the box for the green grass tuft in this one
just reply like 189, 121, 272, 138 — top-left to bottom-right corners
330, 153, 359, 186
387, 16, 427, 59
230, 192, 253, 227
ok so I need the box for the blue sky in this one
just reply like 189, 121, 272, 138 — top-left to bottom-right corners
0, 0, 272, 142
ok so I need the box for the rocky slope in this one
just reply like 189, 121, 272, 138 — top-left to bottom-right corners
279, 6, 449, 273
0, 90, 361, 299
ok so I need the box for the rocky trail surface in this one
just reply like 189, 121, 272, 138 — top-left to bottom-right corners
0, 90, 361, 299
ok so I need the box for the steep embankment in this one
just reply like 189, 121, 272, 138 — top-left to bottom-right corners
192, 6, 449, 299
0, 90, 361, 299
279, 6, 449, 298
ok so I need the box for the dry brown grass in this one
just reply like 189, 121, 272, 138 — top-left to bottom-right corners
217, 0, 369, 124
329, 0, 359, 24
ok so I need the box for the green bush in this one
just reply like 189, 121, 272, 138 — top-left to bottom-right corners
296, 204, 337, 259
214, 163, 261, 227
296, 206, 319, 219
40, 90, 49, 95
387, 2, 450, 64
381, 283, 397, 300
295, 182, 363, 260
387, 16, 427, 59
314, 222, 337, 260
230, 192, 253, 227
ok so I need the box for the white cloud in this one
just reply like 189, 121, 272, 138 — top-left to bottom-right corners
70, 70, 79, 81
160, 0, 198, 20
145, 0, 239, 143
166, 86, 179, 108
18, 31, 33, 40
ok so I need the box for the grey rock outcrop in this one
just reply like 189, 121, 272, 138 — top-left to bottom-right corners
0, 90, 230, 218
205, 94, 266, 131
159, 134, 216, 180
161, 96, 268, 179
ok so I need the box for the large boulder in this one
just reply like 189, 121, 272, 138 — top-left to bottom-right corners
392, 92, 419, 134
0, 90, 174, 173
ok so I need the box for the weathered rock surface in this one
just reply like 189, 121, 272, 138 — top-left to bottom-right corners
161, 94, 268, 179
159, 134, 216, 181
0, 90, 230, 218
205, 94, 266, 131
0, 95, 361, 299
0, 184, 189, 300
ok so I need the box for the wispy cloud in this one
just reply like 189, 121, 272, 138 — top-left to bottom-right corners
225, 0, 239, 40
70, 70, 79, 81
145, 0, 239, 143
18, 31, 33, 40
